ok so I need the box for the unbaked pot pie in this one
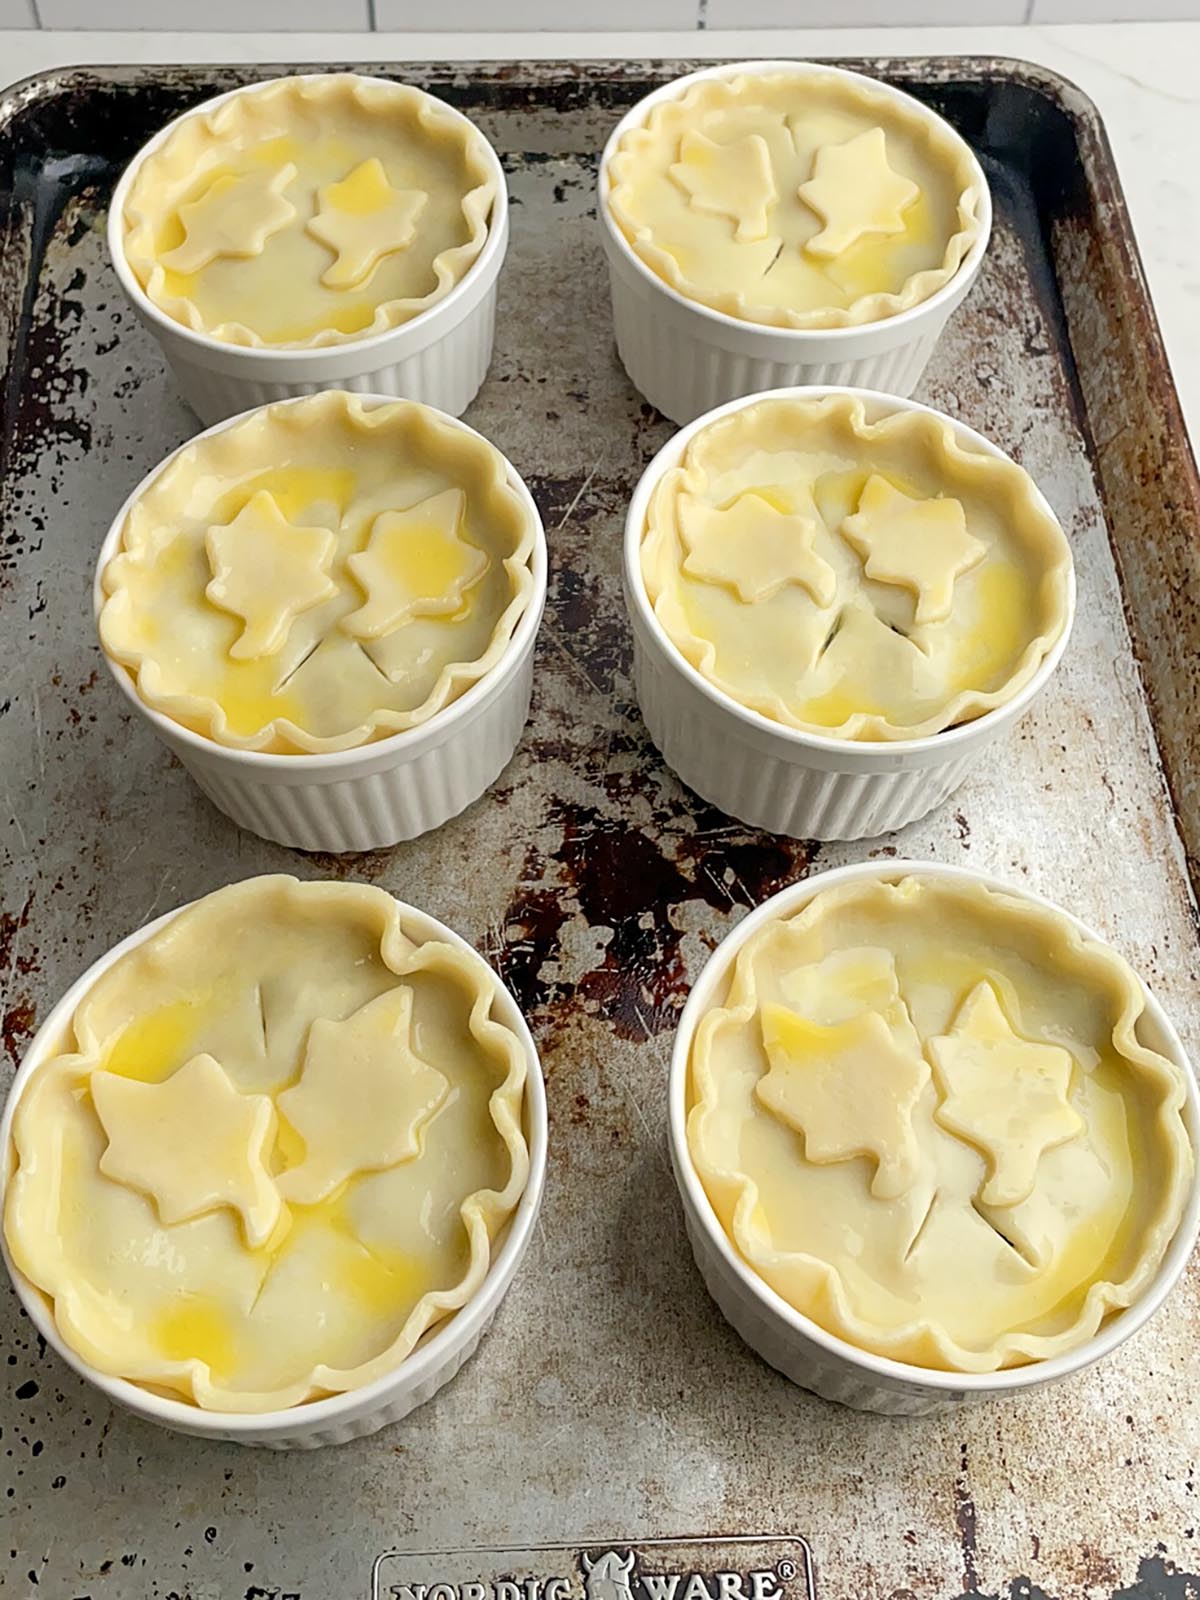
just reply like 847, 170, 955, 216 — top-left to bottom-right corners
3, 876, 531, 1413
120, 73, 496, 348
607, 68, 985, 329
641, 393, 1072, 741
98, 391, 537, 754
686, 874, 1193, 1373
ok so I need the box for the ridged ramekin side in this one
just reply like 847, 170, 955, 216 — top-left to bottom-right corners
173, 653, 533, 852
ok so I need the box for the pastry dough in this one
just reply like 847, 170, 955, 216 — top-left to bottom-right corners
607, 69, 984, 329
3, 876, 532, 1412
640, 393, 1072, 741
121, 74, 496, 348
98, 392, 538, 754
687, 875, 1193, 1372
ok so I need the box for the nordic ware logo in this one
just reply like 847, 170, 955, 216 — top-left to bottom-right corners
580, 1548, 803, 1600
372, 1535, 817, 1600
583, 1551, 638, 1600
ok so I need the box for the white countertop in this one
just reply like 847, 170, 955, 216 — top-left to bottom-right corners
1, 22, 1196, 448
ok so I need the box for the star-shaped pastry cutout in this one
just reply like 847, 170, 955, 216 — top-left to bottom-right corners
797, 128, 919, 260
930, 982, 1084, 1209
678, 490, 838, 608
668, 129, 779, 243
342, 488, 488, 640
305, 157, 428, 291
781, 946, 904, 1026
840, 475, 985, 625
161, 163, 298, 275
205, 489, 337, 660
91, 1054, 281, 1248
276, 987, 450, 1206
757, 1002, 930, 1200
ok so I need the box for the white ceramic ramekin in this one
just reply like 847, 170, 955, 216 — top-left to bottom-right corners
0, 887, 548, 1449
94, 393, 547, 853
624, 385, 1075, 842
598, 60, 992, 426
107, 74, 509, 426
668, 858, 1200, 1417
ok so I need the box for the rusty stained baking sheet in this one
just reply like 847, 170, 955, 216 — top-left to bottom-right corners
2, 56, 1200, 1600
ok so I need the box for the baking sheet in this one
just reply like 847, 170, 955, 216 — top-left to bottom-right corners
2, 58, 1200, 1600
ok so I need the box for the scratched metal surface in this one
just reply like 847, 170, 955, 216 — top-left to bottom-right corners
2, 58, 1200, 1600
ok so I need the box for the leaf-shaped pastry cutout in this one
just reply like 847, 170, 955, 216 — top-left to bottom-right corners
342, 488, 489, 640
205, 489, 337, 661
668, 129, 779, 243
840, 474, 985, 625
797, 128, 919, 260
92, 1054, 282, 1248
306, 157, 428, 290
930, 981, 1084, 1209
276, 988, 450, 1206
757, 1002, 930, 1200
161, 163, 298, 274
679, 489, 837, 607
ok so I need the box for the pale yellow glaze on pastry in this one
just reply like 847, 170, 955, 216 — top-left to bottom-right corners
607, 69, 984, 329
122, 74, 496, 348
3, 876, 531, 1412
687, 875, 1193, 1373
640, 394, 1072, 741
98, 392, 537, 754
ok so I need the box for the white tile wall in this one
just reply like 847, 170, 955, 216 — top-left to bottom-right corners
705, 0, 1027, 26
1030, 0, 1200, 15
374, 0, 696, 25
12, 0, 1200, 26
36, 0, 370, 25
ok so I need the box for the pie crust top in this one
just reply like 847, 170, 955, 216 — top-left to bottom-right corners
686, 875, 1193, 1373
607, 68, 985, 329
98, 392, 538, 754
640, 393, 1072, 741
121, 74, 497, 348
3, 876, 532, 1413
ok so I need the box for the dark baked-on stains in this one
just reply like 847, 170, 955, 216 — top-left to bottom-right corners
2, 996, 37, 1063
486, 784, 814, 1044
